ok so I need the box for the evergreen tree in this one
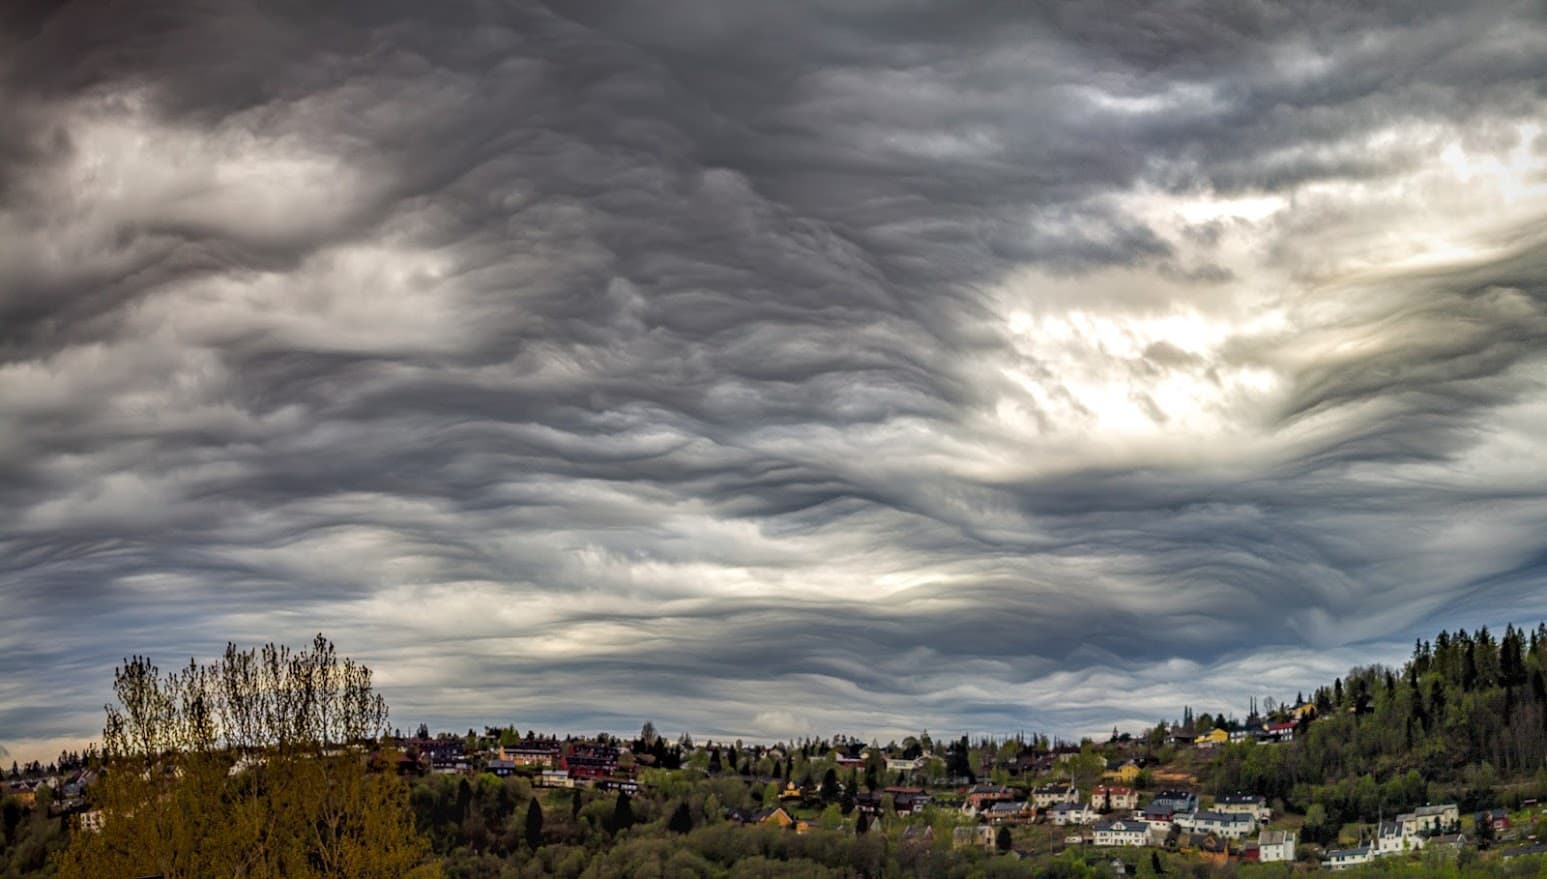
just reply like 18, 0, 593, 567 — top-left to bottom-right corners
996, 825, 1013, 852
524, 797, 544, 850
610, 791, 635, 834
668, 801, 694, 834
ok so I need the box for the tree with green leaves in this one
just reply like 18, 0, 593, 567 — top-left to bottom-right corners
995, 825, 1012, 852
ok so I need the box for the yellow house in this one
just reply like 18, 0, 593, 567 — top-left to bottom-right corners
1291, 703, 1317, 721
1103, 763, 1141, 784
1196, 728, 1229, 747
759, 808, 795, 829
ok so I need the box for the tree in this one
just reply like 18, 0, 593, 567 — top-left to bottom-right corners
668, 801, 694, 834
525, 797, 544, 850
820, 767, 839, 802
571, 787, 583, 819
55, 635, 439, 879
610, 791, 635, 835
996, 825, 1013, 852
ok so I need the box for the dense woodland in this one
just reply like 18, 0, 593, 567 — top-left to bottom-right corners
10, 626, 1547, 877
1202, 624, 1547, 842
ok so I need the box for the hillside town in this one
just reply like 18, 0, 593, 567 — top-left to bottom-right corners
6, 701, 1537, 874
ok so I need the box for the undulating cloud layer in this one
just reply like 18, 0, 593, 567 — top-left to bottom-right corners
3, 0, 1547, 761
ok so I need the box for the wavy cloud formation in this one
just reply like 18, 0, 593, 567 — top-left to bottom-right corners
3, 0, 1547, 759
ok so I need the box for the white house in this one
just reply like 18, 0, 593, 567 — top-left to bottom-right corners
1033, 783, 1080, 808
1174, 810, 1257, 840
1215, 794, 1270, 824
886, 756, 927, 773
1048, 801, 1099, 826
1327, 846, 1374, 870
1378, 821, 1425, 855
1257, 829, 1295, 863
1093, 819, 1149, 847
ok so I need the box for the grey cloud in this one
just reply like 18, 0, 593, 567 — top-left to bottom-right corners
2, 0, 1547, 759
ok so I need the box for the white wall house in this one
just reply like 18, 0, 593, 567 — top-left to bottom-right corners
1093, 820, 1148, 847
1257, 830, 1295, 862
1327, 847, 1374, 870
1174, 811, 1257, 840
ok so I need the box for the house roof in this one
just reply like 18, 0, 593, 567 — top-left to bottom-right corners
1327, 846, 1373, 859
1095, 820, 1146, 832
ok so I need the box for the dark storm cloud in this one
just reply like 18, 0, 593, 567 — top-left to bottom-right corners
2, 0, 1547, 757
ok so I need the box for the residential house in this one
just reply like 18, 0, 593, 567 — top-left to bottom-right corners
2, 781, 38, 807
1427, 833, 1469, 855
885, 786, 931, 814
562, 743, 621, 780
1502, 843, 1547, 860
1475, 808, 1510, 834
1092, 785, 1139, 811
965, 784, 1016, 814
1151, 790, 1199, 813
1136, 806, 1175, 836
1195, 728, 1229, 748
1228, 728, 1256, 743
886, 755, 927, 773
502, 741, 560, 768
1291, 703, 1317, 722
1093, 819, 1149, 847
1214, 793, 1270, 823
538, 769, 574, 788
1255, 829, 1295, 862
1173, 810, 1256, 840
595, 778, 639, 795
987, 800, 1033, 825
1260, 721, 1297, 743
954, 824, 996, 849
756, 807, 796, 829
1326, 846, 1374, 870
1048, 801, 1098, 826
1032, 783, 1079, 808
1182, 832, 1229, 865
1103, 761, 1141, 785
1397, 803, 1460, 836
1377, 821, 1423, 855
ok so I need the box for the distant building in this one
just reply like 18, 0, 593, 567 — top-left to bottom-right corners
1151, 790, 1198, 813
1326, 846, 1374, 870
1256, 829, 1295, 862
1093, 820, 1148, 847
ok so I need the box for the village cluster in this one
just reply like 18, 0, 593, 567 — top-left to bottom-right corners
0, 717, 1517, 871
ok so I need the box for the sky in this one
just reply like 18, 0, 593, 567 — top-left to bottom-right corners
2, 0, 1547, 765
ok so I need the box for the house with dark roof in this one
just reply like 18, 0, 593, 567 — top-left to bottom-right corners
1150, 790, 1198, 813
1092, 819, 1148, 847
